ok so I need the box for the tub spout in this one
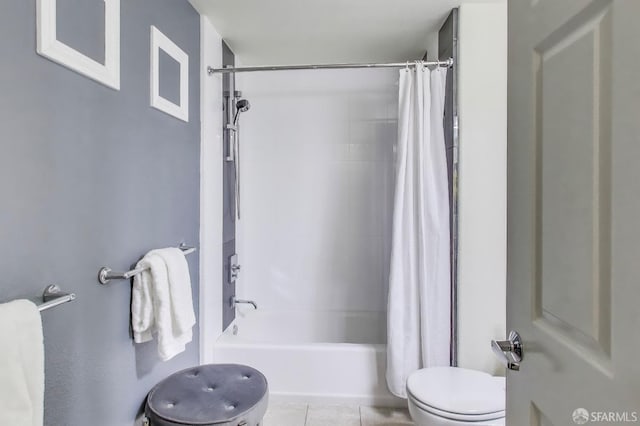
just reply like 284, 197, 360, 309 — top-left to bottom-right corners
232, 297, 257, 310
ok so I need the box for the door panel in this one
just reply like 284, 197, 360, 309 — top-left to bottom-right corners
508, 0, 640, 423
536, 1, 612, 364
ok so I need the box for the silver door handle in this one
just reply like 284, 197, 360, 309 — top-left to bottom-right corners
491, 330, 523, 371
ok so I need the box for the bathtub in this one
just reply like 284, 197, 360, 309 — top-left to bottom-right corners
212, 310, 404, 407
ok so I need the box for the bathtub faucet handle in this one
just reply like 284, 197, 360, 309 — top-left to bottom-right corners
231, 296, 257, 310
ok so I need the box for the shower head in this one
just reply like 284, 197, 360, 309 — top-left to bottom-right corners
233, 98, 251, 126
236, 99, 250, 112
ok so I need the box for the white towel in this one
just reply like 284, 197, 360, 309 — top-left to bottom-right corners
131, 248, 196, 361
0, 300, 44, 426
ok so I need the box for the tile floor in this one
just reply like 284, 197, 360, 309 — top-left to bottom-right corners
262, 402, 414, 426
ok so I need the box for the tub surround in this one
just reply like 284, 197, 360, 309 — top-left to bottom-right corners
230, 56, 417, 409
236, 67, 398, 314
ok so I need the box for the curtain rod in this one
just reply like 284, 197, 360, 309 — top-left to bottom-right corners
207, 58, 454, 75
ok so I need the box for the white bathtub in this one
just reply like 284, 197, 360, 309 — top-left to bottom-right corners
212, 310, 404, 407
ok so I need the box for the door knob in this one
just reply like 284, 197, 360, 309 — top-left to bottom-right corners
491, 330, 523, 371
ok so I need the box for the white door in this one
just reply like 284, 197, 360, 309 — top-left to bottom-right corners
506, 0, 640, 424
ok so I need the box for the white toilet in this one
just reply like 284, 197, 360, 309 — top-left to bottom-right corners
406, 367, 505, 426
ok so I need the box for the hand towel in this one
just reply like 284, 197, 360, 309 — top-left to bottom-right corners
131, 248, 196, 361
158, 248, 196, 339
0, 300, 44, 426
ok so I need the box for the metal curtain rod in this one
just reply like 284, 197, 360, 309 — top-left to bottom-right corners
98, 244, 197, 285
207, 57, 454, 74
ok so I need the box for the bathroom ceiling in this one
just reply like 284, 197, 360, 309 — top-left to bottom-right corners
190, 0, 474, 65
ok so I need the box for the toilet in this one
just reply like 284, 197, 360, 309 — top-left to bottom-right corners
406, 367, 505, 426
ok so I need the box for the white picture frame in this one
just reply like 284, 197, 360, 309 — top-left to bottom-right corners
36, 0, 120, 90
150, 26, 189, 122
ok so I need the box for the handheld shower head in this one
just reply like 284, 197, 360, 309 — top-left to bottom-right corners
236, 99, 250, 112
233, 98, 251, 126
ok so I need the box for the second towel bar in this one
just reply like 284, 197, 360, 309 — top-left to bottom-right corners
39, 285, 76, 312
98, 244, 196, 285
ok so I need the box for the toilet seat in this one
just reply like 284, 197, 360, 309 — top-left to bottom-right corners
408, 391, 504, 422
407, 367, 505, 422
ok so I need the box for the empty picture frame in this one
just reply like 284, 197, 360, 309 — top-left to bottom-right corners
36, 0, 120, 90
150, 26, 189, 122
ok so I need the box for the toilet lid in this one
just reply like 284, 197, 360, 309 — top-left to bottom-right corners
406, 367, 505, 416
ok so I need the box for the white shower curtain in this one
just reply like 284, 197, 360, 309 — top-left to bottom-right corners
386, 62, 450, 398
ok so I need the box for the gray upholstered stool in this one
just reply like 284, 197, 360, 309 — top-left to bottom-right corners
145, 364, 269, 426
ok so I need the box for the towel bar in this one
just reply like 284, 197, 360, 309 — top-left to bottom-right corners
38, 285, 76, 312
3, 285, 76, 312
98, 243, 197, 285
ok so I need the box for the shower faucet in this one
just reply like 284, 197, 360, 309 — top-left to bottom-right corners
231, 296, 258, 310
229, 254, 240, 283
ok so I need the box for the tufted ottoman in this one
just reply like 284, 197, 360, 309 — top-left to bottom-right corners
144, 364, 269, 426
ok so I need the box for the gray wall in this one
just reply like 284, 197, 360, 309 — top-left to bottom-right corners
0, 1, 201, 425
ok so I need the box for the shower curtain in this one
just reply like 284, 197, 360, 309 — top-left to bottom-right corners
386, 62, 450, 398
